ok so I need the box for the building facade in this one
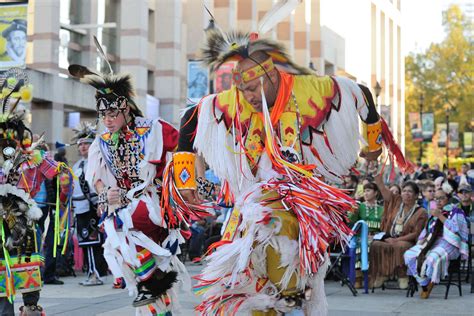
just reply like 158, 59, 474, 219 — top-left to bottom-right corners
20, 0, 404, 161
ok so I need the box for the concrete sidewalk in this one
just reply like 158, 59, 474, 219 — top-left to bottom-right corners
12, 264, 474, 315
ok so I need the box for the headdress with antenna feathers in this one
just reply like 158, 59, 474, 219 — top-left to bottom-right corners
201, 0, 310, 81
71, 121, 97, 144
68, 36, 143, 117
0, 68, 34, 149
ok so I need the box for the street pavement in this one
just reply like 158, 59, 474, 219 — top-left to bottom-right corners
11, 264, 474, 315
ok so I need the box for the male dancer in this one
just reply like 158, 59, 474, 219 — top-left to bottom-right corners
68, 61, 195, 313
173, 13, 410, 316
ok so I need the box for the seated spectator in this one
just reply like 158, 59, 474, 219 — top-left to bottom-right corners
343, 174, 359, 198
350, 182, 383, 233
418, 163, 445, 181
404, 188, 469, 299
404, 162, 422, 182
369, 161, 428, 289
456, 184, 473, 218
389, 184, 401, 196
419, 181, 435, 212
434, 176, 444, 190
455, 163, 474, 190
349, 181, 383, 289
445, 169, 460, 194
447, 167, 458, 181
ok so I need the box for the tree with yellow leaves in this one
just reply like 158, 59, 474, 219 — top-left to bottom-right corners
405, 4, 473, 165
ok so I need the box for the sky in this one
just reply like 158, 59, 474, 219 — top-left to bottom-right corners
318, 0, 465, 83
402, 0, 447, 55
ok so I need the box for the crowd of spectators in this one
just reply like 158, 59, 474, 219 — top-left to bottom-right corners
172, 156, 472, 298
339, 161, 473, 298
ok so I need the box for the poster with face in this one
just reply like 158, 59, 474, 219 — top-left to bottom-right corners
464, 132, 473, 152
215, 62, 235, 93
0, 3, 27, 70
187, 60, 209, 103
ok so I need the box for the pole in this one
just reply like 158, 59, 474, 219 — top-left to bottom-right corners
446, 111, 449, 169
419, 99, 423, 162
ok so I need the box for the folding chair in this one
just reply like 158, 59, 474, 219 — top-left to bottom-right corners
327, 248, 358, 296
460, 216, 473, 284
441, 257, 463, 299
326, 220, 369, 296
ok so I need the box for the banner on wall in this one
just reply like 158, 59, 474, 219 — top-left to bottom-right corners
464, 132, 473, 152
421, 112, 434, 142
409, 112, 422, 142
187, 60, 209, 103
448, 122, 459, 149
0, 2, 27, 70
214, 62, 235, 93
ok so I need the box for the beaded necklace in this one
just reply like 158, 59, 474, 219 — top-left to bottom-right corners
390, 202, 418, 237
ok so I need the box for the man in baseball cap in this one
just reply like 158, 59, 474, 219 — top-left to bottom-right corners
457, 184, 473, 218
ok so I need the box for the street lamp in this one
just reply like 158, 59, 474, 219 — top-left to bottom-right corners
204, 19, 215, 94
419, 94, 424, 162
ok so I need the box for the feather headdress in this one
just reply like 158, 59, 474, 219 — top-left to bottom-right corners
0, 68, 33, 149
71, 121, 97, 144
68, 37, 143, 117
201, 0, 308, 78
201, 30, 312, 76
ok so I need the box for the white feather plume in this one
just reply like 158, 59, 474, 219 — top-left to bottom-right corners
442, 180, 454, 195
93, 35, 113, 74
258, 0, 302, 34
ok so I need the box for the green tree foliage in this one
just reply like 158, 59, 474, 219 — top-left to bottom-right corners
405, 4, 473, 163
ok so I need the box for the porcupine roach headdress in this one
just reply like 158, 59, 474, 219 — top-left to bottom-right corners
67, 36, 143, 117
71, 121, 97, 145
201, 0, 309, 87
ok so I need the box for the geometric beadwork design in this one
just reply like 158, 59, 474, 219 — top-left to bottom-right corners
376, 133, 383, 145
179, 167, 191, 184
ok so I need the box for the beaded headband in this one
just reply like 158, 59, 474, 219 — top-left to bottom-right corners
232, 57, 275, 87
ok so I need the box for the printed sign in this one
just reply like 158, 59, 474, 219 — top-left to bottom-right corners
0, 3, 27, 70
